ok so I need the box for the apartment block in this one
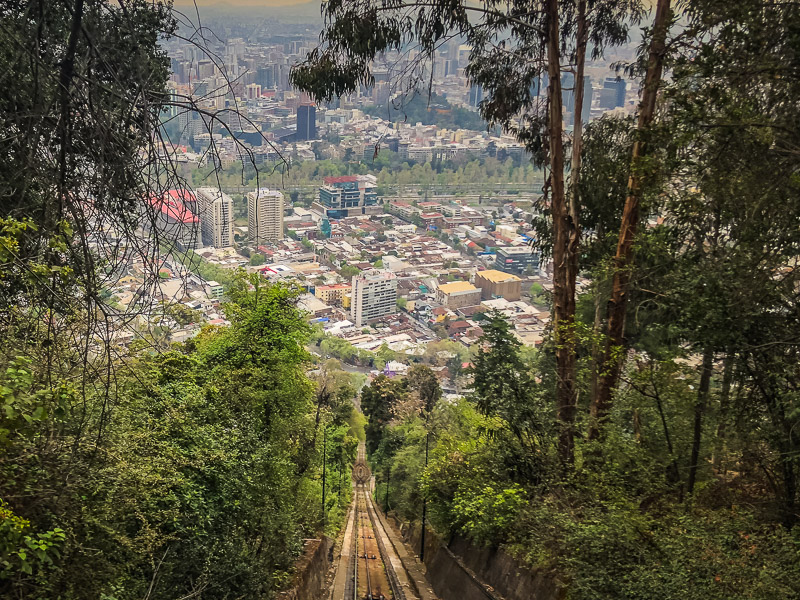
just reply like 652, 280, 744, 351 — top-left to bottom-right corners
351, 270, 398, 326
314, 174, 380, 219
247, 188, 284, 243
195, 187, 234, 248
314, 283, 351, 306
205, 280, 224, 299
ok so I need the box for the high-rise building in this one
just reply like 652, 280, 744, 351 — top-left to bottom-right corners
602, 77, 627, 109
315, 175, 379, 219
246, 83, 261, 100
247, 188, 284, 243
256, 66, 275, 89
530, 73, 549, 98
564, 76, 594, 126
296, 104, 316, 140
195, 187, 234, 248
468, 84, 483, 107
351, 271, 398, 326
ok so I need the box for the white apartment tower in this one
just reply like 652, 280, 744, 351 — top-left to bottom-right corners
195, 187, 234, 248
247, 188, 284, 243
351, 270, 398, 327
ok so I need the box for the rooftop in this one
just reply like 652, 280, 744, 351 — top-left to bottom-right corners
166, 189, 196, 203
476, 269, 522, 283
323, 175, 359, 184
497, 246, 534, 256
438, 281, 478, 294
149, 192, 198, 224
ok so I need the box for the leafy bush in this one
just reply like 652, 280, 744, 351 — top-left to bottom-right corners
0, 277, 357, 598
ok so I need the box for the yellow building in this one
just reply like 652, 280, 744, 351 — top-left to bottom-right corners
474, 270, 522, 301
315, 283, 351, 306
436, 281, 482, 309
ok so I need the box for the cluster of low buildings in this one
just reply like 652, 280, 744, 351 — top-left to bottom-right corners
125, 166, 564, 361
284, 202, 554, 355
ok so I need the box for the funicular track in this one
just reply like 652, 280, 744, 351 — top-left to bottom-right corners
349, 444, 406, 600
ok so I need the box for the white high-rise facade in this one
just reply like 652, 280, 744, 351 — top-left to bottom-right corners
351, 270, 398, 327
247, 188, 284, 243
195, 187, 234, 248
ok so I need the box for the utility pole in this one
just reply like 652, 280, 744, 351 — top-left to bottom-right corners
384, 462, 391, 512
322, 423, 327, 532
420, 429, 429, 563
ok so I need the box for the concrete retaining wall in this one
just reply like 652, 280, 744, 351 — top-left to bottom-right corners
276, 536, 333, 600
390, 516, 563, 600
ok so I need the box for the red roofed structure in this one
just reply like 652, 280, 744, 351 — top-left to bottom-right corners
166, 188, 197, 203
323, 175, 360, 185
149, 192, 198, 224
145, 190, 200, 250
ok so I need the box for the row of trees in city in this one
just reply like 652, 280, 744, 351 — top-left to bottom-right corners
189, 154, 542, 198
361, 92, 488, 130
294, 0, 800, 596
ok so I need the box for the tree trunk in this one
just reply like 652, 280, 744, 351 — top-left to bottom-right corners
650, 370, 679, 485
589, 0, 672, 440
688, 347, 714, 496
568, 0, 587, 425
589, 225, 606, 402
713, 352, 734, 475
545, 0, 576, 465
570, 0, 588, 200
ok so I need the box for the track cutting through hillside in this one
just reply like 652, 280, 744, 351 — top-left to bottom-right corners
354, 485, 393, 599
346, 441, 410, 600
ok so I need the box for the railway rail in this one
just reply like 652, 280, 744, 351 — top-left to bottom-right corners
355, 486, 391, 599
349, 442, 403, 600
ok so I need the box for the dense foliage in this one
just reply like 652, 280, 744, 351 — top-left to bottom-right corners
0, 4, 358, 597
0, 275, 359, 598
366, 314, 800, 599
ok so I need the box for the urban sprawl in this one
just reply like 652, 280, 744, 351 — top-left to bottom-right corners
111, 27, 638, 385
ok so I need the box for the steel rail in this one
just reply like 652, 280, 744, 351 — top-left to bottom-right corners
361, 489, 374, 598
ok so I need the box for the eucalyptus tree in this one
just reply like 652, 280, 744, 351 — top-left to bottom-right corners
291, 0, 642, 464
585, 0, 800, 510
591, 0, 673, 438
660, 0, 800, 516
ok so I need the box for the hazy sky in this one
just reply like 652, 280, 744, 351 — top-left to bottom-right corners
173, 0, 317, 6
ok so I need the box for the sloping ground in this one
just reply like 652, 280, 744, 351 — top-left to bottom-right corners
389, 518, 563, 600
276, 537, 333, 600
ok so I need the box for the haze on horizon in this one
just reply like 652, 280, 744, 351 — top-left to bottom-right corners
173, 0, 319, 6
